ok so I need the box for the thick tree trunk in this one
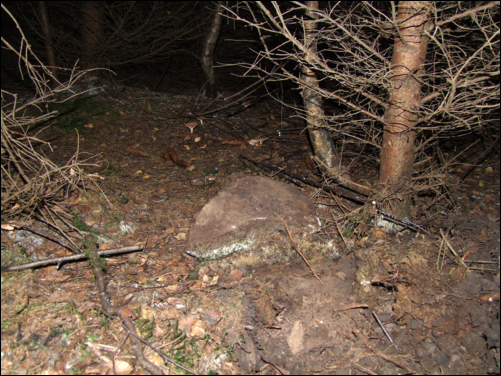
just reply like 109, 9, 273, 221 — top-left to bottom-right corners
201, 1, 223, 98
37, 1, 59, 83
81, 1, 104, 70
379, 1, 430, 217
302, 1, 339, 172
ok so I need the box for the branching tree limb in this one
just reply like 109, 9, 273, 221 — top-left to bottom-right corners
224, 1, 499, 217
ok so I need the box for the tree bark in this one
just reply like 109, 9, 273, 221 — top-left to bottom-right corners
201, 1, 223, 98
81, 1, 104, 69
302, 1, 339, 172
37, 1, 59, 83
379, 1, 431, 217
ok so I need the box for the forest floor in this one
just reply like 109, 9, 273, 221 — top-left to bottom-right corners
1, 86, 500, 375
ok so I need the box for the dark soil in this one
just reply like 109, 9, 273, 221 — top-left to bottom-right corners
1, 87, 499, 374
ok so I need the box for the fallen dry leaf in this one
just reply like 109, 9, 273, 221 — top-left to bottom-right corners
120, 307, 138, 320
190, 323, 206, 338
248, 137, 268, 147
165, 284, 181, 294
141, 306, 155, 320
163, 150, 172, 162
177, 159, 191, 169
113, 359, 134, 375
168, 258, 184, 266
231, 269, 243, 280
126, 147, 149, 157
223, 139, 247, 146
147, 352, 165, 369
304, 155, 315, 170
169, 149, 178, 163
175, 232, 187, 240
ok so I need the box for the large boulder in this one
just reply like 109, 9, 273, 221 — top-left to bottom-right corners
186, 174, 334, 268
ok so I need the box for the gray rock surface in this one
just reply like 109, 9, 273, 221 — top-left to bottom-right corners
186, 174, 325, 266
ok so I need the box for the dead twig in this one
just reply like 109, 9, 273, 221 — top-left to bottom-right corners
353, 363, 378, 375
359, 321, 416, 374
239, 154, 369, 204
240, 155, 430, 235
83, 235, 195, 374
85, 235, 165, 375
372, 311, 399, 352
274, 212, 323, 284
21, 224, 79, 254
336, 304, 369, 312
459, 134, 500, 182
260, 357, 286, 375
118, 319, 197, 375
438, 229, 469, 270
1, 244, 143, 272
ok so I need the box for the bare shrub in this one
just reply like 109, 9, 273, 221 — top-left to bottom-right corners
223, 2, 499, 201
1, 4, 99, 223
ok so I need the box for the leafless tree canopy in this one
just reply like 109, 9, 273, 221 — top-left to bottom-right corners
224, 1, 499, 147
221, 1, 499, 207
9, 2, 212, 68
1, 4, 98, 221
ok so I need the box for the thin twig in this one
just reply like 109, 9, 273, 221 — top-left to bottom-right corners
274, 212, 323, 284
439, 229, 469, 270
459, 134, 500, 182
85, 235, 165, 375
22, 225, 79, 254
358, 319, 416, 374
1, 245, 143, 272
372, 311, 399, 352
119, 318, 197, 375
336, 304, 369, 312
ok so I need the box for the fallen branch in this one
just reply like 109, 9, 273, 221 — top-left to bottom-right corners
239, 155, 430, 234
239, 154, 369, 204
22, 224, 79, 254
83, 235, 164, 375
84, 234, 195, 375
1, 244, 143, 272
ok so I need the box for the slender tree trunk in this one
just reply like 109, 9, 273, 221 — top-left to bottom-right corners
302, 1, 339, 172
379, 1, 431, 217
37, 1, 59, 83
81, 1, 104, 70
201, 1, 223, 98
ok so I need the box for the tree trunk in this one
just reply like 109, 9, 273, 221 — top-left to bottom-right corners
81, 1, 104, 70
302, 1, 339, 172
201, 1, 223, 98
379, 1, 431, 217
37, 1, 59, 83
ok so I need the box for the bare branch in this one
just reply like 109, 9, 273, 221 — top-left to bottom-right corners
436, 1, 498, 27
